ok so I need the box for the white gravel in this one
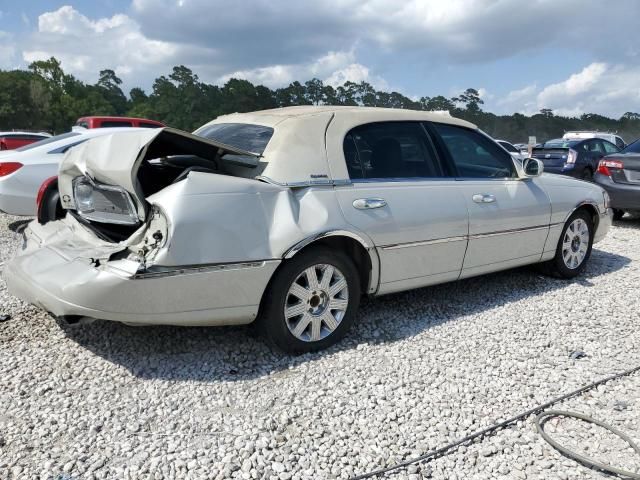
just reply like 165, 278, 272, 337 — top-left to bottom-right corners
1, 212, 639, 480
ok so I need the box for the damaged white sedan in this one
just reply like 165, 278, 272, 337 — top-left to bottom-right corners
4, 106, 612, 353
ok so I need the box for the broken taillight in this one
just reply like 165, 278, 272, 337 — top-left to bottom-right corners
0, 162, 23, 176
597, 159, 624, 177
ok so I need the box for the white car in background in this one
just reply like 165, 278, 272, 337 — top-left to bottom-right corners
0, 128, 141, 216
496, 139, 527, 162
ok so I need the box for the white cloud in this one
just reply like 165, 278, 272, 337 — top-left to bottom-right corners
22, 6, 188, 88
493, 63, 640, 117
217, 50, 388, 90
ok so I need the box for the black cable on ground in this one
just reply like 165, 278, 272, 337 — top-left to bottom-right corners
350, 364, 640, 480
536, 410, 640, 479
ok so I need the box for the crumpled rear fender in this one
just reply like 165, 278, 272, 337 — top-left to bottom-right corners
147, 172, 376, 269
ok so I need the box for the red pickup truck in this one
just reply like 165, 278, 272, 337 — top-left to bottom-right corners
74, 116, 165, 129
0, 132, 51, 150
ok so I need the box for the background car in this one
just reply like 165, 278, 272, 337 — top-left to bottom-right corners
4, 107, 612, 354
0, 131, 51, 150
496, 139, 527, 162
0, 128, 140, 216
531, 137, 620, 181
72, 116, 165, 130
563, 131, 625, 150
594, 137, 640, 219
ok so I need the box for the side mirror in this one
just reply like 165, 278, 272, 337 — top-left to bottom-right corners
523, 158, 544, 177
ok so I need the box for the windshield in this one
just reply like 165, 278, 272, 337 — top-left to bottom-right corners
542, 139, 580, 149
622, 138, 640, 154
16, 132, 81, 152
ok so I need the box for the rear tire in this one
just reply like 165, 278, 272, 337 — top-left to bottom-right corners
541, 209, 593, 279
613, 209, 625, 221
259, 246, 361, 354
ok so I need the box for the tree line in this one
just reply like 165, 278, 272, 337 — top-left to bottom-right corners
2, 57, 640, 144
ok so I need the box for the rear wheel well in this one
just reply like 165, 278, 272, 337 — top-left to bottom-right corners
282, 236, 372, 295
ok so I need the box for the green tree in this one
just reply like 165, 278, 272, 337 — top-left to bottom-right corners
453, 88, 484, 113
96, 69, 127, 114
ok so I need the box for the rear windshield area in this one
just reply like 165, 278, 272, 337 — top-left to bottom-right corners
542, 139, 580, 149
194, 123, 274, 155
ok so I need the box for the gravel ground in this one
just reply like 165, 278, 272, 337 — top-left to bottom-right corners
1, 212, 639, 480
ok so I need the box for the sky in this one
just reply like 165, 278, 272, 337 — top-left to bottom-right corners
1, 0, 640, 118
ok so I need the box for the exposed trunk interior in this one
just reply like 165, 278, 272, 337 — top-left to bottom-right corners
136, 129, 263, 197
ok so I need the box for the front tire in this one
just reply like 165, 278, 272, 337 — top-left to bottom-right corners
542, 209, 594, 278
259, 247, 361, 354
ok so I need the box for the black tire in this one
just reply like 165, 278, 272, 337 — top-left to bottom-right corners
581, 168, 593, 182
541, 209, 594, 279
613, 209, 625, 221
259, 246, 361, 354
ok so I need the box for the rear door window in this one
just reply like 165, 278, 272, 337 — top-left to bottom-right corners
343, 122, 443, 180
430, 123, 516, 178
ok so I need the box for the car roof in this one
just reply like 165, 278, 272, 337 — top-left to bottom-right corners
10, 127, 148, 155
0, 131, 50, 137
210, 105, 477, 129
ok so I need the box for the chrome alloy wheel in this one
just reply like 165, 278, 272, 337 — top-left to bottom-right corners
562, 218, 590, 269
284, 264, 349, 342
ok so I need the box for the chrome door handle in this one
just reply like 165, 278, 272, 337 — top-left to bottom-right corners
353, 198, 387, 210
472, 194, 496, 204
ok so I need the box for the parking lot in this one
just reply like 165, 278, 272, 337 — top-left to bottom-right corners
1, 211, 639, 479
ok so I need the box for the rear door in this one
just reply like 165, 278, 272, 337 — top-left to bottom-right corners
334, 121, 469, 294
428, 123, 551, 277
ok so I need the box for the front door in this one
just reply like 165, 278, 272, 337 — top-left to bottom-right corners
428, 123, 551, 278
334, 121, 469, 294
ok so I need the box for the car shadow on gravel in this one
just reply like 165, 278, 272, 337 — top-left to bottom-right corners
59, 248, 631, 383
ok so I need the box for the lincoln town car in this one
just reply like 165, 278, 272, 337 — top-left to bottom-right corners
4, 107, 612, 352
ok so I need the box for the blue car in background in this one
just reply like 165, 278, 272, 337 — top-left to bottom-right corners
531, 137, 620, 181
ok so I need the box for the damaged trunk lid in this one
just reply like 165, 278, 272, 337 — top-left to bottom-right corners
58, 127, 261, 224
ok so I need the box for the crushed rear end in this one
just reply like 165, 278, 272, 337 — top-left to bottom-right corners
3, 128, 284, 326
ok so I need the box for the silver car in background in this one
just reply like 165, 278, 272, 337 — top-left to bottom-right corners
4, 107, 612, 353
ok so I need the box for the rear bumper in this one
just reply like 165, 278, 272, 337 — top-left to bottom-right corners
595, 173, 640, 210
4, 223, 279, 326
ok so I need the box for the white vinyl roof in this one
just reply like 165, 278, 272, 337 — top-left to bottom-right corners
203, 106, 477, 185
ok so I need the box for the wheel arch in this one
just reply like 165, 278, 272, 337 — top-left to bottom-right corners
282, 230, 379, 295
566, 201, 600, 232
